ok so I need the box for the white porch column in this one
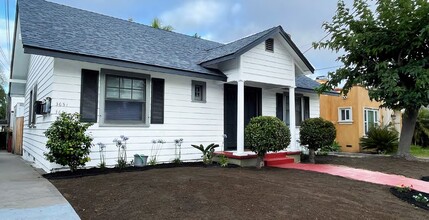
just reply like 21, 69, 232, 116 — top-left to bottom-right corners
235, 80, 246, 155
289, 87, 297, 151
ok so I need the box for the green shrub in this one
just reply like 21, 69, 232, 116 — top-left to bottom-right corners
300, 118, 336, 163
360, 125, 398, 154
413, 108, 429, 147
318, 141, 341, 155
244, 116, 291, 168
219, 154, 228, 167
191, 143, 219, 165
44, 112, 93, 172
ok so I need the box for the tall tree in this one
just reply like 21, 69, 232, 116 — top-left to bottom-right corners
314, 0, 429, 159
150, 18, 173, 31
0, 67, 6, 119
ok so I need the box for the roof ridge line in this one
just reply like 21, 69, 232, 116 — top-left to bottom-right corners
204, 26, 278, 52
41, 0, 223, 45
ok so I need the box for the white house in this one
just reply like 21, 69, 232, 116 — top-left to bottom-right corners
10, 0, 322, 172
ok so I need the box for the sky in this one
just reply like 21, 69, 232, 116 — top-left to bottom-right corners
0, 0, 356, 88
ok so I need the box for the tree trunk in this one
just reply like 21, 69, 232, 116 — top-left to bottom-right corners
308, 149, 316, 164
256, 155, 264, 169
397, 108, 418, 159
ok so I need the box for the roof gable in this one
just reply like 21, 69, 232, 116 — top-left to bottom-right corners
200, 26, 315, 73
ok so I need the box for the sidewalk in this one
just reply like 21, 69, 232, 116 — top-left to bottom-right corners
272, 163, 429, 194
0, 151, 79, 220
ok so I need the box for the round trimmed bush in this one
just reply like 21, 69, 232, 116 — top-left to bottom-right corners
299, 118, 336, 163
44, 112, 94, 172
244, 116, 291, 168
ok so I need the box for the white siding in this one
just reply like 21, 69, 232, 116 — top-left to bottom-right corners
22, 55, 55, 171
262, 89, 276, 117
240, 34, 295, 87
49, 58, 224, 171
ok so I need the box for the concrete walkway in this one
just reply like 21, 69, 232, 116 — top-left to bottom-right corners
0, 152, 80, 220
272, 163, 429, 194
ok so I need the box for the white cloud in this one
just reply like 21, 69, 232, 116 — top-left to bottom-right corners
160, 0, 229, 32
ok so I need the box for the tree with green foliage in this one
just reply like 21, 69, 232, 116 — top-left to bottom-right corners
44, 112, 93, 172
244, 116, 291, 168
0, 67, 7, 119
150, 18, 173, 31
413, 108, 429, 147
300, 118, 336, 163
314, 0, 429, 159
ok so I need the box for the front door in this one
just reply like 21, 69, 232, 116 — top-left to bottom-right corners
224, 84, 262, 150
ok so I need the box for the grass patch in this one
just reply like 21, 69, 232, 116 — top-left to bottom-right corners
410, 145, 429, 158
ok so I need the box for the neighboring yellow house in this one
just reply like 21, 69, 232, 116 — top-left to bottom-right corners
319, 84, 401, 152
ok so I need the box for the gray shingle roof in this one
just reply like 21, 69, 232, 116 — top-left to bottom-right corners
200, 27, 277, 63
18, 0, 314, 80
296, 75, 320, 91
19, 0, 225, 77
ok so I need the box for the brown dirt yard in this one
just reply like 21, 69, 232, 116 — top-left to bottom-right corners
316, 155, 429, 179
49, 165, 429, 220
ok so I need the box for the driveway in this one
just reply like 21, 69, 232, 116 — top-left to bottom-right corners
0, 151, 79, 220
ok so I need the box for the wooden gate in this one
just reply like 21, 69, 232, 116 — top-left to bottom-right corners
13, 117, 24, 155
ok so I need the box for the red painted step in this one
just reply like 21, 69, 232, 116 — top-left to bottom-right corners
264, 152, 288, 159
264, 157, 295, 166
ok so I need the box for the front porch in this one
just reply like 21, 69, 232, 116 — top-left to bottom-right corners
213, 151, 301, 167
222, 80, 302, 156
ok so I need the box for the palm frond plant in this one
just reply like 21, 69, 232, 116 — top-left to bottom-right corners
360, 125, 399, 154
191, 143, 219, 165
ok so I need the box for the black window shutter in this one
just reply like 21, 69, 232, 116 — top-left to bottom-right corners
276, 93, 283, 121
285, 92, 290, 126
80, 69, 99, 122
304, 96, 310, 120
151, 78, 165, 124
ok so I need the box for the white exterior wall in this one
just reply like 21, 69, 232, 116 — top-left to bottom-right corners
47, 58, 224, 171
240, 34, 295, 87
22, 55, 55, 171
262, 89, 276, 117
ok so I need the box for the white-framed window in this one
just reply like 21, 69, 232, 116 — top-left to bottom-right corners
100, 69, 150, 126
364, 108, 379, 134
192, 80, 206, 102
338, 107, 352, 123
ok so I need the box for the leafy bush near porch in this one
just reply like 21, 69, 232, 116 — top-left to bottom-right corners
44, 112, 93, 172
360, 125, 398, 154
244, 116, 290, 168
300, 118, 336, 163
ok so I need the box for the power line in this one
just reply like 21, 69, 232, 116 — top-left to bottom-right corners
5, 0, 11, 60
315, 65, 344, 71
0, 47, 9, 68
302, 32, 330, 54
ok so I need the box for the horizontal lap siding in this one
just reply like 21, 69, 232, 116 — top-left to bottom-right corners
23, 55, 55, 171
240, 35, 294, 86
51, 59, 224, 170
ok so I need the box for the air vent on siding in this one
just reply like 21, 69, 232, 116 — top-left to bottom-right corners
265, 38, 274, 52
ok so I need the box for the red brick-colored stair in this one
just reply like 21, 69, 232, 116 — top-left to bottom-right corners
264, 152, 295, 166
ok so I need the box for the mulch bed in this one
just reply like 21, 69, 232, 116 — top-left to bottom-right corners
48, 165, 429, 219
43, 162, 238, 179
315, 155, 429, 179
390, 187, 429, 211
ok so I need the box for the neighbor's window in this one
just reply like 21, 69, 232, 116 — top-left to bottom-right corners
338, 107, 352, 123
192, 80, 206, 102
364, 108, 379, 134
104, 74, 147, 123
265, 38, 274, 52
